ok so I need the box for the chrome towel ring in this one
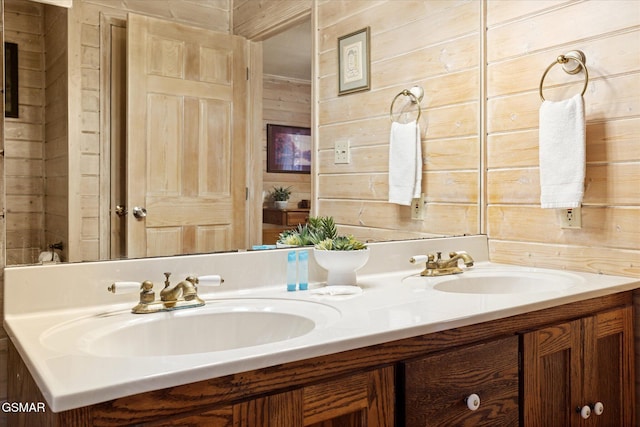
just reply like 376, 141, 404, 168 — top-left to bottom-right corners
539, 50, 589, 101
390, 88, 422, 123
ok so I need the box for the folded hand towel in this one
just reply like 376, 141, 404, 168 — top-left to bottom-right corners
539, 94, 586, 208
389, 120, 422, 206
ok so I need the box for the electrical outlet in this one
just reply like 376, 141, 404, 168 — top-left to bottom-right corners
560, 206, 582, 229
411, 194, 425, 220
334, 140, 350, 164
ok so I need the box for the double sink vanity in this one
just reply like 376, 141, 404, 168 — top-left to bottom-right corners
5, 235, 639, 426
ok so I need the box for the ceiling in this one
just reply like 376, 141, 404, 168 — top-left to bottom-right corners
262, 19, 311, 81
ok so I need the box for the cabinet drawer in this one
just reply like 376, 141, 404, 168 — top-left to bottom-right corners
400, 335, 519, 427
263, 209, 285, 225
286, 211, 309, 225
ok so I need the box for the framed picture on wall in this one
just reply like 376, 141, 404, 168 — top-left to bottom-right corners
4, 42, 19, 118
267, 124, 311, 174
338, 27, 370, 96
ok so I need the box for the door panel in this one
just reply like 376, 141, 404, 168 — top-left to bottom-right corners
127, 13, 247, 258
522, 320, 582, 426
587, 307, 635, 427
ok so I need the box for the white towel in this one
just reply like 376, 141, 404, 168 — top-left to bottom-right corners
389, 120, 422, 205
539, 94, 586, 209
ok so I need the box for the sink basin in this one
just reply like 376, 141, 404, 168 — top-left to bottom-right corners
405, 269, 581, 294
40, 298, 341, 357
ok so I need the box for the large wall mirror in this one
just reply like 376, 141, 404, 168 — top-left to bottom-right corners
2, 0, 481, 266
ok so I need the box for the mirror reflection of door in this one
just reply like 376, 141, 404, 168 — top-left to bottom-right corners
106, 18, 127, 259
123, 13, 248, 258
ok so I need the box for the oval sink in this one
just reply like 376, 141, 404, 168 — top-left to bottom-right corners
405, 269, 581, 294
40, 298, 341, 357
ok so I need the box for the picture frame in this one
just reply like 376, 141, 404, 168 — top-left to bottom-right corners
266, 124, 311, 174
4, 42, 19, 118
338, 27, 370, 96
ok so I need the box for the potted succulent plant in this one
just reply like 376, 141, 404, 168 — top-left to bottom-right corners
277, 216, 369, 286
270, 186, 292, 210
313, 235, 369, 286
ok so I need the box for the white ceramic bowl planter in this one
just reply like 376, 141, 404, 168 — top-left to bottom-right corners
313, 248, 370, 286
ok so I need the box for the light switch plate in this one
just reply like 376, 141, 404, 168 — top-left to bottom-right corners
334, 140, 350, 164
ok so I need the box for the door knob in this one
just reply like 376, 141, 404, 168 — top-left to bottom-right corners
115, 205, 128, 217
132, 206, 147, 219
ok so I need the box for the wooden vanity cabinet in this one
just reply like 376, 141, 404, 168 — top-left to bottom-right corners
399, 335, 519, 426
522, 306, 635, 426
8, 343, 394, 427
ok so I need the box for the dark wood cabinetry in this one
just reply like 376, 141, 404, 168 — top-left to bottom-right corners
262, 208, 310, 244
127, 367, 394, 426
400, 336, 519, 426
522, 306, 635, 426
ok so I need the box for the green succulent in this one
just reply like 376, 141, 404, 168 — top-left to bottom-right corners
315, 235, 367, 251
307, 216, 338, 242
276, 216, 338, 246
277, 231, 304, 246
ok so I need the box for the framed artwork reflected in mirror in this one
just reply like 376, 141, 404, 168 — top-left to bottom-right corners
267, 124, 311, 174
5, 42, 19, 118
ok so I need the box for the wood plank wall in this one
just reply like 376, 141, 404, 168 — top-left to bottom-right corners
316, 0, 481, 243
3, 0, 45, 265
485, 0, 640, 278
263, 75, 312, 209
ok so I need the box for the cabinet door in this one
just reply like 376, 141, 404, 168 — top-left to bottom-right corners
303, 366, 395, 427
522, 306, 635, 427
522, 318, 583, 426
402, 336, 519, 426
583, 306, 635, 427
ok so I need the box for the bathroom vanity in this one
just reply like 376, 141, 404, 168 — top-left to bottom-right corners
5, 236, 639, 426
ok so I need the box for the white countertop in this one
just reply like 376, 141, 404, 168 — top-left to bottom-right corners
4, 237, 639, 412
6, 264, 639, 412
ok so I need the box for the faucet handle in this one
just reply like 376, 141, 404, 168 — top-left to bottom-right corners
197, 275, 224, 287
409, 255, 428, 265
107, 281, 143, 294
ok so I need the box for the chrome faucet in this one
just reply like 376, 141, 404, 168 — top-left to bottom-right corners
410, 251, 474, 276
131, 273, 205, 314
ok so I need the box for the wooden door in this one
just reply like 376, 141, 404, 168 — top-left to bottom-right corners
127, 13, 248, 258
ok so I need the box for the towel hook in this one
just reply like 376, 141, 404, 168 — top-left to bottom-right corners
539, 50, 589, 101
390, 86, 423, 123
